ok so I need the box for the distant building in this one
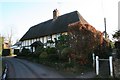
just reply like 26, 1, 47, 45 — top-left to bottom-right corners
4, 42, 10, 49
19, 9, 88, 52
0, 36, 12, 56
0, 36, 4, 55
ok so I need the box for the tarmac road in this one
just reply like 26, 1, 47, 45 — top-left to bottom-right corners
2, 57, 64, 78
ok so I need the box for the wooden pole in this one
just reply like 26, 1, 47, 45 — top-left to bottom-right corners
104, 18, 107, 39
109, 56, 113, 77
92, 53, 95, 68
96, 56, 99, 75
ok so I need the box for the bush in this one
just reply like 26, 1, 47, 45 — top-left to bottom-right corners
39, 52, 48, 59
45, 47, 59, 62
34, 46, 44, 54
18, 48, 30, 57
61, 47, 72, 56
60, 47, 72, 61
64, 62, 74, 68
45, 47, 57, 54
48, 54, 59, 62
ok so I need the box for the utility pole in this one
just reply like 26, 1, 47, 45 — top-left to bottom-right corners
104, 17, 107, 39
118, 1, 120, 30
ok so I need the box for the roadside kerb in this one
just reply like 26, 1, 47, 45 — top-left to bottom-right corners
2, 63, 8, 80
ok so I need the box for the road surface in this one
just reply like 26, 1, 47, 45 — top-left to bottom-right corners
2, 57, 65, 78
3, 57, 112, 79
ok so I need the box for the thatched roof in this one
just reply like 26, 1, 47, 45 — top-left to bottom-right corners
20, 11, 88, 41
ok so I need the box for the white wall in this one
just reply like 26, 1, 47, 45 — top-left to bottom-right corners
21, 32, 68, 47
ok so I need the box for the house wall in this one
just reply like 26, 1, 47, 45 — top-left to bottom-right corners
3, 43, 10, 49
21, 32, 68, 50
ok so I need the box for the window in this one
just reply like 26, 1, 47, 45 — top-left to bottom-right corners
52, 35, 56, 41
56, 33, 61, 39
47, 35, 52, 40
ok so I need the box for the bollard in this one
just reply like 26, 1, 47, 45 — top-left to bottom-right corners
96, 56, 99, 75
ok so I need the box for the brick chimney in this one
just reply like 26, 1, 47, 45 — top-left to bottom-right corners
53, 9, 59, 19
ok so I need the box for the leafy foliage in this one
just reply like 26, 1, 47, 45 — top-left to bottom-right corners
113, 30, 120, 40
68, 22, 103, 64
47, 40, 54, 43
39, 52, 48, 59
34, 46, 44, 54
60, 47, 73, 61
55, 35, 70, 54
44, 47, 59, 62
21, 47, 31, 56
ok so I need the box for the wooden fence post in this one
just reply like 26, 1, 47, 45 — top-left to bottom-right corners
96, 56, 99, 75
109, 56, 113, 77
92, 53, 95, 68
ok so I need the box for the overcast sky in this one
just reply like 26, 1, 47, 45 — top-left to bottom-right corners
0, 0, 119, 44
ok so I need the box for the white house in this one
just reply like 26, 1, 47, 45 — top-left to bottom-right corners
19, 9, 88, 52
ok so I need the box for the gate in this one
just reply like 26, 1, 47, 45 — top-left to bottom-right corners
92, 53, 113, 77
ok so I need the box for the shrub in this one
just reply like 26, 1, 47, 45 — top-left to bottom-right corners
61, 47, 72, 56
64, 62, 74, 68
61, 47, 71, 60
39, 52, 48, 59
55, 35, 69, 53
45, 47, 59, 62
46, 47, 57, 54
48, 54, 59, 62
34, 46, 44, 54
19, 47, 30, 57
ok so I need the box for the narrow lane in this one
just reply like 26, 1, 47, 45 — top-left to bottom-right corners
4, 58, 40, 78
3, 57, 64, 78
